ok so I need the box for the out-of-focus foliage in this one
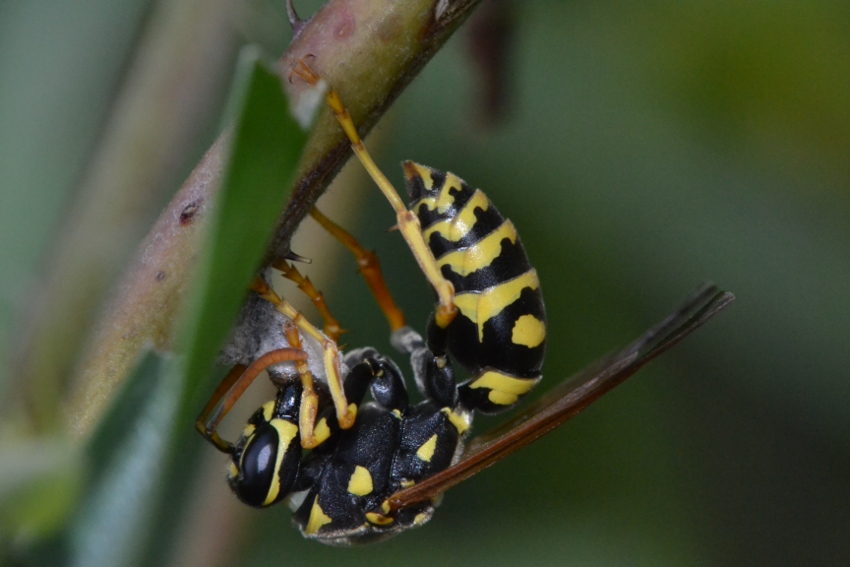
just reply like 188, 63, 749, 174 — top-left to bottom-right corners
0, 0, 847, 566
0, 2, 307, 564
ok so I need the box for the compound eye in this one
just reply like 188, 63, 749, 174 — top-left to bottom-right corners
229, 417, 301, 508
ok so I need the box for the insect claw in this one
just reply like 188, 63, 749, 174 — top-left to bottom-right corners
289, 56, 320, 86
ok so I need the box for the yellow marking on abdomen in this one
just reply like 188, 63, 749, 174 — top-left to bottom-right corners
437, 220, 518, 277
416, 434, 438, 462
304, 496, 333, 535
417, 172, 464, 214
263, 419, 298, 506
511, 314, 546, 348
454, 270, 540, 341
422, 189, 490, 243
469, 371, 541, 406
407, 162, 434, 191
347, 465, 374, 496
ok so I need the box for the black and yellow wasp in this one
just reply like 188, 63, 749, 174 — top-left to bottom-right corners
196, 59, 734, 545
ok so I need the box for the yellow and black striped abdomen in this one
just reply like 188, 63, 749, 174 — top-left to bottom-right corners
403, 162, 546, 413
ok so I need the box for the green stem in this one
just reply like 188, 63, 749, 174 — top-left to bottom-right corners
63, 0, 483, 440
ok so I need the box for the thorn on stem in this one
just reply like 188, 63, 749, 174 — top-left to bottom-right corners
286, 0, 307, 38
284, 250, 313, 264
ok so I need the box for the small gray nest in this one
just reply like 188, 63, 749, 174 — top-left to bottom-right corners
219, 293, 337, 383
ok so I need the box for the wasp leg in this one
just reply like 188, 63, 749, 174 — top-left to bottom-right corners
280, 320, 331, 449
366, 341, 469, 527
292, 355, 411, 537
347, 356, 410, 417
195, 363, 247, 453
196, 348, 308, 454
251, 277, 357, 429
309, 207, 406, 332
392, 326, 470, 431
274, 259, 345, 342
290, 60, 457, 330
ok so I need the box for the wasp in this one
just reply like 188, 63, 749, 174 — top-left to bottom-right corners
195, 59, 735, 545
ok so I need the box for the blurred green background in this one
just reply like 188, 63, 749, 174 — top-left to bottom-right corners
1, 0, 848, 566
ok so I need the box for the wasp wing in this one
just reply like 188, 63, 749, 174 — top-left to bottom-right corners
388, 283, 735, 511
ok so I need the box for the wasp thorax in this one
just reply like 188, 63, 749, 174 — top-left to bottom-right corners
229, 391, 302, 508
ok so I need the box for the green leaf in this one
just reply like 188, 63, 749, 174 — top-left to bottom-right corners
130, 47, 309, 566
68, 351, 181, 567
0, 438, 84, 550
10, 46, 310, 567
178, 45, 307, 400
84, 350, 172, 480
123, 46, 308, 567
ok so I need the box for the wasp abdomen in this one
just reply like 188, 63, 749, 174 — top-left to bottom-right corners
404, 162, 546, 413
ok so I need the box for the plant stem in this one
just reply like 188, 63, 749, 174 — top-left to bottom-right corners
62, 0, 483, 440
